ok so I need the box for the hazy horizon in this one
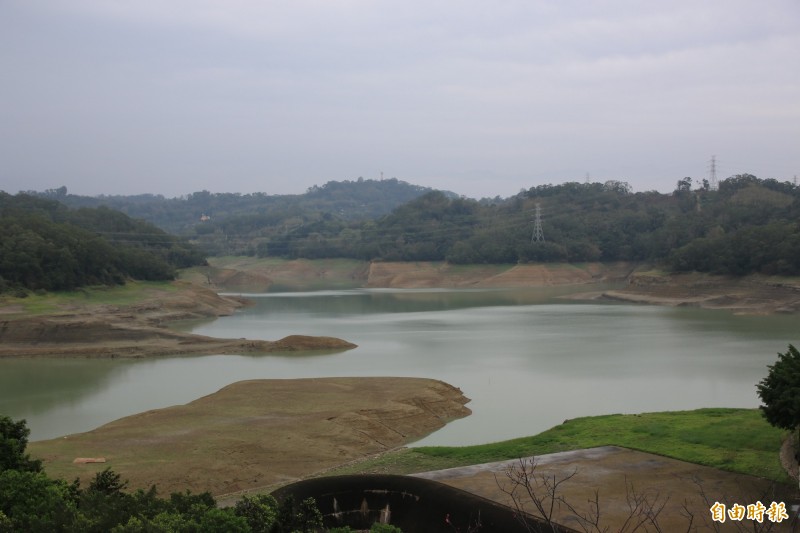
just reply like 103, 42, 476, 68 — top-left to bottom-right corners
3, 1, 798, 199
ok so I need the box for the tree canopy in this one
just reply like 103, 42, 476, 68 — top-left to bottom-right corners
23, 174, 800, 276
0, 415, 42, 473
756, 344, 800, 440
243, 175, 800, 274
0, 192, 206, 293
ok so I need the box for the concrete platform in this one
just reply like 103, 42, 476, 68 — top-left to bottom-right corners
414, 446, 798, 532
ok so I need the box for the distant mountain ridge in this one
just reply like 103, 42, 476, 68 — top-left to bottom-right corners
30, 178, 446, 235
24, 174, 800, 277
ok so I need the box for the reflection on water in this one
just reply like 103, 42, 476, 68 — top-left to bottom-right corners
0, 358, 136, 440
0, 358, 131, 414
2, 286, 799, 444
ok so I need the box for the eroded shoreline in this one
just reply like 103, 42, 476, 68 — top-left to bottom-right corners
0, 281, 355, 358
3, 261, 800, 359
190, 258, 800, 315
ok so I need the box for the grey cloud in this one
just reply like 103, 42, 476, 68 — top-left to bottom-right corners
1, 0, 798, 198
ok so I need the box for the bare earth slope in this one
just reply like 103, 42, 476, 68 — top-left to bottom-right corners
192, 258, 800, 314
364, 261, 636, 288
188, 259, 636, 290
598, 271, 800, 314
28, 377, 471, 496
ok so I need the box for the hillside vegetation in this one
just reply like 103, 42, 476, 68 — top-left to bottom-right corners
0, 193, 206, 293
35, 178, 435, 239
214, 174, 800, 276
27, 174, 800, 278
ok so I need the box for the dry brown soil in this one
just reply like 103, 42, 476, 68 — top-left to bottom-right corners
597, 271, 800, 314
357, 263, 800, 314
364, 261, 635, 288
196, 259, 800, 315
0, 282, 355, 358
28, 377, 471, 497
191, 259, 637, 291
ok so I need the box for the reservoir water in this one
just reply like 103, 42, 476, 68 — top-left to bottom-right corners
2, 286, 798, 445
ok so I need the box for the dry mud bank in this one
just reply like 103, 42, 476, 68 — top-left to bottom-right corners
596, 271, 800, 314
28, 377, 471, 496
5, 260, 794, 357
364, 261, 635, 288
0, 281, 355, 357
189, 258, 636, 291
194, 258, 800, 314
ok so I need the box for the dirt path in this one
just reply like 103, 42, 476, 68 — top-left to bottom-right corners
29, 377, 471, 497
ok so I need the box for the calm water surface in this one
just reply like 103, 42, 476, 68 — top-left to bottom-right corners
2, 286, 798, 445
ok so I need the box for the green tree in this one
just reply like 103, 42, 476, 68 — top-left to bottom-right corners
295, 496, 324, 532
197, 507, 250, 533
81, 468, 134, 533
0, 510, 12, 532
233, 493, 278, 532
273, 495, 323, 533
0, 470, 78, 532
369, 524, 403, 533
0, 415, 42, 473
757, 344, 800, 444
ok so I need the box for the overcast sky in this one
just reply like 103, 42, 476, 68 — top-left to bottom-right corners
2, 1, 798, 199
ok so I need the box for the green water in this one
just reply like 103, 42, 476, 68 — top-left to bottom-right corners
1, 286, 798, 444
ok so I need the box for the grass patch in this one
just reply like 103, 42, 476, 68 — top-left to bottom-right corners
0, 281, 179, 316
330, 408, 790, 483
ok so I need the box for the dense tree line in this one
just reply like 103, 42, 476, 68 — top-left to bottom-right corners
243, 174, 800, 276
0, 193, 206, 293
26, 174, 800, 276
666, 175, 800, 275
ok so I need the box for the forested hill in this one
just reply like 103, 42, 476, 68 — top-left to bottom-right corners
219, 174, 799, 277
0, 192, 206, 293
33, 178, 437, 236
22, 174, 800, 277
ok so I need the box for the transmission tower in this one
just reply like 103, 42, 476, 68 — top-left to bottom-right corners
708, 155, 718, 190
531, 203, 544, 243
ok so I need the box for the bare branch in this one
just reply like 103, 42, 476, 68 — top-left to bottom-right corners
497, 456, 681, 533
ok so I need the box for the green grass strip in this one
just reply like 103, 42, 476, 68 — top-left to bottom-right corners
1, 280, 178, 316
331, 408, 790, 483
